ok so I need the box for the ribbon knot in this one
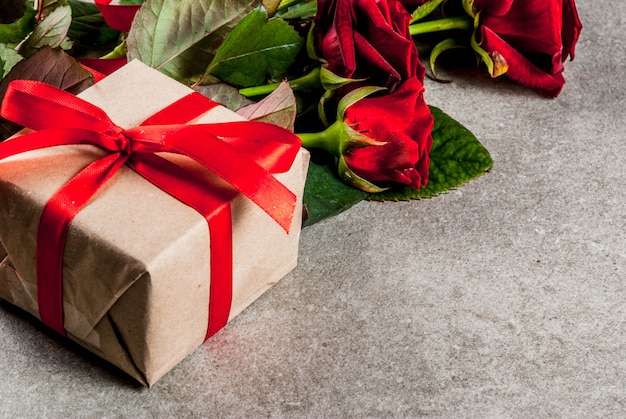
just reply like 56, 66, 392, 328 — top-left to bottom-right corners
110, 127, 133, 155
0, 79, 302, 340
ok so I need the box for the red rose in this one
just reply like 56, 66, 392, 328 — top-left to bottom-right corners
342, 76, 433, 190
298, 76, 433, 192
314, 0, 425, 91
397, 0, 428, 9
474, 0, 582, 96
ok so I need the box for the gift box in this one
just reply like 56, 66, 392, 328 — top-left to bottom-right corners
0, 60, 309, 386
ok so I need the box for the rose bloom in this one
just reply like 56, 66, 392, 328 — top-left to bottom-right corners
341, 76, 433, 190
397, 0, 427, 8
475, 0, 582, 96
314, 0, 425, 91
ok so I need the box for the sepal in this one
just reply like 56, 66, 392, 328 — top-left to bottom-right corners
337, 155, 388, 193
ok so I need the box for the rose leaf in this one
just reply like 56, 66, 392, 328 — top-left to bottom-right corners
67, 0, 120, 48
0, 44, 24, 77
0, 0, 26, 24
0, 1, 36, 44
302, 154, 369, 227
39, 0, 71, 19
204, 6, 303, 87
193, 82, 254, 112
369, 106, 493, 201
0, 46, 93, 140
17, 5, 72, 57
236, 81, 297, 131
126, 0, 258, 82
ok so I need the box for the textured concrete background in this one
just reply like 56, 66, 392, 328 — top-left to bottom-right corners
1, 1, 624, 416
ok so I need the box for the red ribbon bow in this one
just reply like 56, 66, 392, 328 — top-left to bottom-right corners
0, 80, 301, 340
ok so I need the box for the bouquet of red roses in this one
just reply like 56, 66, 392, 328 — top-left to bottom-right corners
0, 0, 581, 224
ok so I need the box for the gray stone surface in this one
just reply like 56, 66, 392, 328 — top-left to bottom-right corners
1, 1, 624, 416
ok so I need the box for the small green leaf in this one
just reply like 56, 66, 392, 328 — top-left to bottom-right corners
429, 37, 465, 82
39, 0, 70, 19
336, 85, 385, 119
369, 106, 493, 201
18, 5, 72, 57
119, 0, 144, 4
0, 43, 23, 77
276, 0, 317, 20
206, 7, 303, 87
193, 82, 254, 111
236, 81, 297, 131
410, 0, 445, 23
319, 66, 366, 91
302, 156, 368, 227
0, 2, 36, 44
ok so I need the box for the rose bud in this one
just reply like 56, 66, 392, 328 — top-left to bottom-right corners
298, 77, 433, 193
314, 0, 425, 92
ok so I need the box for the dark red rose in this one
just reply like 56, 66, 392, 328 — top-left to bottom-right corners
341, 76, 433, 190
314, 0, 425, 91
474, 0, 582, 96
397, 0, 427, 6
397, 0, 428, 9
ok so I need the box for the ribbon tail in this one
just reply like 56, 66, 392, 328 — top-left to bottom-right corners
129, 154, 234, 340
37, 153, 127, 335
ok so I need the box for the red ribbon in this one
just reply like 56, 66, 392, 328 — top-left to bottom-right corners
79, 58, 127, 81
94, 0, 141, 32
0, 80, 301, 340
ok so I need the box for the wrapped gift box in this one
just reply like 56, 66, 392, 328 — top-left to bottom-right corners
0, 60, 309, 386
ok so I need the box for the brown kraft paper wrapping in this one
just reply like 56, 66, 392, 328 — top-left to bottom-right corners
0, 60, 309, 386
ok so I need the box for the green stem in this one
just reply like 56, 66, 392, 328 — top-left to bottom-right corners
239, 67, 322, 97
409, 16, 472, 36
297, 120, 342, 155
99, 41, 127, 59
278, 0, 304, 11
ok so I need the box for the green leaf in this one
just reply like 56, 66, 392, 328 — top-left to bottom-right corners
369, 106, 493, 201
205, 7, 303, 87
276, 0, 317, 20
18, 5, 72, 57
39, 0, 70, 20
0, 46, 93, 140
410, 0, 445, 23
0, 43, 23, 77
0, 0, 26, 24
236, 81, 297, 131
193, 82, 254, 111
67, 0, 120, 47
119, 0, 144, 4
126, 0, 259, 82
302, 156, 368, 227
0, 2, 36, 44
429, 37, 465, 82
